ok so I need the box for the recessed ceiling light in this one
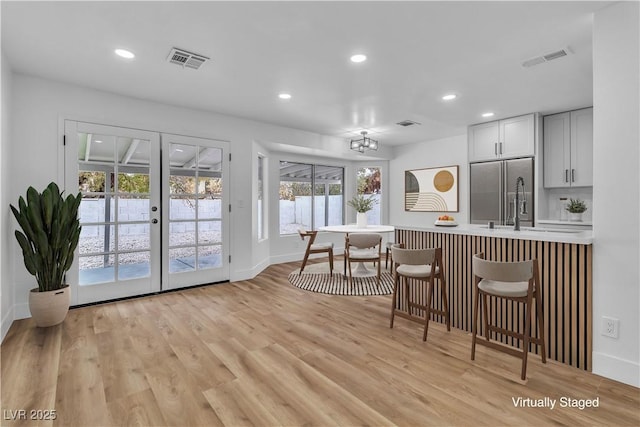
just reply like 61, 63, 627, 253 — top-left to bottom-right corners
350, 54, 367, 63
442, 94, 457, 101
482, 112, 495, 118
278, 93, 292, 100
94, 140, 103, 144
115, 49, 135, 59
175, 148, 184, 152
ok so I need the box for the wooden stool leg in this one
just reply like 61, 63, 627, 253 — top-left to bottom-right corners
482, 292, 490, 342
376, 256, 381, 288
533, 262, 547, 364
390, 273, 399, 328
423, 280, 434, 342
299, 248, 311, 275
328, 249, 334, 274
536, 292, 546, 363
521, 292, 534, 380
440, 275, 451, 331
471, 282, 481, 360
404, 277, 411, 317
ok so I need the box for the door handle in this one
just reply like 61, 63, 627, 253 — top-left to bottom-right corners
499, 142, 503, 155
495, 143, 498, 156
571, 169, 575, 182
565, 169, 569, 183
152, 219, 158, 224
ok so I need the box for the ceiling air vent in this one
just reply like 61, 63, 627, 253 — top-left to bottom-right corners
396, 120, 421, 127
167, 48, 209, 70
522, 47, 571, 68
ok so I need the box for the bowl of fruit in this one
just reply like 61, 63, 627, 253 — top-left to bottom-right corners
435, 215, 458, 227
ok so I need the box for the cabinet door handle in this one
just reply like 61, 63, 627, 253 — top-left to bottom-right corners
495, 143, 498, 156
571, 169, 575, 182
499, 142, 503, 155
565, 169, 569, 183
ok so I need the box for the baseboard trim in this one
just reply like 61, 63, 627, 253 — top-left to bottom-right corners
1, 305, 14, 343
592, 351, 640, 387
230, 258, 270, 282
14, 302, 30, 321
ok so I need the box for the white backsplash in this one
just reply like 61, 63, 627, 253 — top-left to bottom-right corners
545, 188, 593, 222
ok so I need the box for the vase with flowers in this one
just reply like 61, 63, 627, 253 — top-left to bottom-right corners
347, 194, 377, 228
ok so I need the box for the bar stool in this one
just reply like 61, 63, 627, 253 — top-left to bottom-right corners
385, 242, 403, 273
389, 246, 450, 341
471, 252, 546, 380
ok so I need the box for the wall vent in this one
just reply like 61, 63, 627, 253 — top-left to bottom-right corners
522, 47, 571, 68
167, 48, 209, 70
396, 120, 421, 127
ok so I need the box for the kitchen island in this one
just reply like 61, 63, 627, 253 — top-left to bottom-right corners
394, 224, 592, 371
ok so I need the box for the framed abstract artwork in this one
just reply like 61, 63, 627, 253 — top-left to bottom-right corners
405, 165, 459, 212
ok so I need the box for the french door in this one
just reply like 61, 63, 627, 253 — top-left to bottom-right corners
162, 133, 229, 290
65, 121, 229, 305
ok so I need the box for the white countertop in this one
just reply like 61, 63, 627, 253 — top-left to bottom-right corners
538, 219, 593, 226
319, 224, 394, 233
395, 223, 593, 245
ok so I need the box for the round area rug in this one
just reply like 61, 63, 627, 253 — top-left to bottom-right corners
289, 262, 394, 296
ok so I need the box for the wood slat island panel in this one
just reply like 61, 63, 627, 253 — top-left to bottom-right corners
394, 228, 592, 371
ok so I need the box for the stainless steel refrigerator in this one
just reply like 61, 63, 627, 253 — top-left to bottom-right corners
469, 157, 534, 226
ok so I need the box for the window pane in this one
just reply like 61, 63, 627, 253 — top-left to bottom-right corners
169, 247, 196, 273
79, 225, 115, 254
198, 245, 222, 270
315, 165, 343, 228
198, 220, 221, 245
170, 222, 196, 246
118, 223, 150, 251
79, 255, 115, 285
117, 252, 150, 280
357, 167, 381, 225
279, 161, 312, 234
79, 195, 115, 223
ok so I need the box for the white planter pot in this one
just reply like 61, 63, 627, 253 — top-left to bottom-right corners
568, 212, 583, 222
356, 212, 368, 228
29, 285, 70, 327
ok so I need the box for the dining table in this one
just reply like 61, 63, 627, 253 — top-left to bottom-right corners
319, 224, 395, 277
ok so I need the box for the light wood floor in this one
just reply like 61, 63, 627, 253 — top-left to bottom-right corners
2, 258, 639, 426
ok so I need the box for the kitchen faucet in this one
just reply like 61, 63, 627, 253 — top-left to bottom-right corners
514, 176, 527, 231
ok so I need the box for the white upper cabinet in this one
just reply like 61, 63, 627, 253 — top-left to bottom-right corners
543, 108, 593, 188
468, 114, 535, 162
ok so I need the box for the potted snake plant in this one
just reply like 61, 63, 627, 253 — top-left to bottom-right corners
10, 182, 82, 327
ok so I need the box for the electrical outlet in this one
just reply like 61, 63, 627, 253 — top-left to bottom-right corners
601, 316, 619, 338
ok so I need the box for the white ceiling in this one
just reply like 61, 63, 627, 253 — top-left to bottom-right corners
1, 1, 609, 147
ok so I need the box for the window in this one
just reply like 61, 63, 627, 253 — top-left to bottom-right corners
357, 167, 381, 225
279, 161, 343, 234
257, 155, 266, 240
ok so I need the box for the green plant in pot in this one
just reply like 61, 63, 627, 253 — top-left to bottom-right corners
347, 194, 377, 228
566, 198, 587, 221
10, 182, 82, 327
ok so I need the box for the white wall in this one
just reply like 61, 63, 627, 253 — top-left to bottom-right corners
389, 134, 468, 227
1, 53, 14, 340
7, 74, 357, 320
592, 1, 640, 387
